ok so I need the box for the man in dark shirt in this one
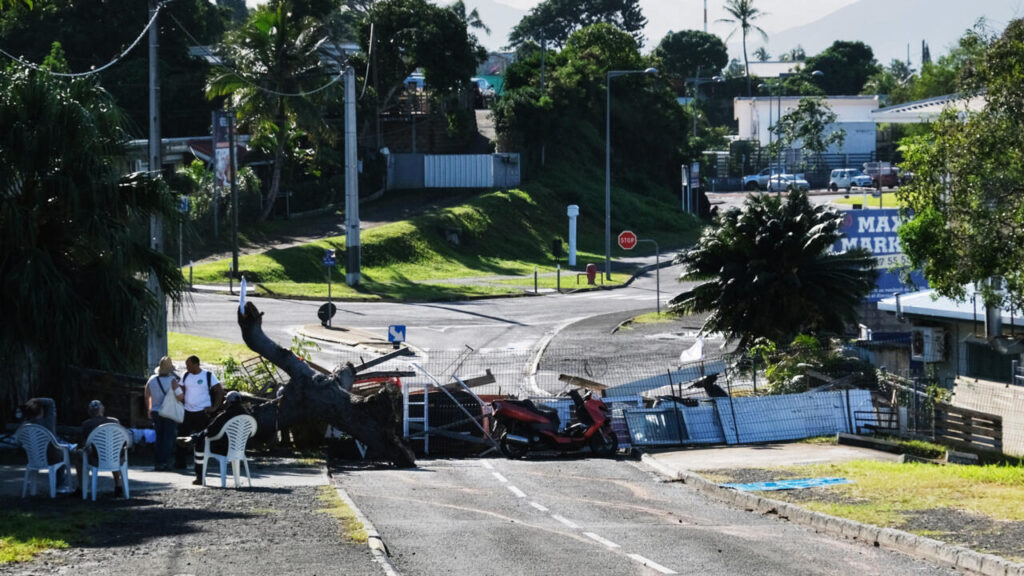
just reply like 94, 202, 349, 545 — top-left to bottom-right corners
191, 391, 251, 485
77, 400, 125, 496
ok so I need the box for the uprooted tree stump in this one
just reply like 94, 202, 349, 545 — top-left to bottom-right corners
238, 301, 416, 468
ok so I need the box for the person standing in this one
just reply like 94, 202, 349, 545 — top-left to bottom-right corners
145, 356, 183, 471
174, 356, 224, 469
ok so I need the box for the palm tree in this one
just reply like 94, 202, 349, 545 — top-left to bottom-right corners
753, 46, 770, 62
718, 0, 769, 96
207, 1, 337, 221
670, 190, 877, 349
0, 64, 188, 401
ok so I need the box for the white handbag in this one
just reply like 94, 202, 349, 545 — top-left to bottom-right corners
158, 386, 184, 423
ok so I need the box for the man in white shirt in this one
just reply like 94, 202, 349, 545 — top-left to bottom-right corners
174, 355, 225, 469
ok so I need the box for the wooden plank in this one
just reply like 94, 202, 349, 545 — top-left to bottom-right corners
444, 370, 495, 391
938, 402, 1005, 421
935, 415, 1002, 433
937, 409, 1002, 426
934, 420, 1002, 437
558, 374, 609, 391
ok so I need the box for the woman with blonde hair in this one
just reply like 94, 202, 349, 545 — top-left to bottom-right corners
145, 356, 183, 471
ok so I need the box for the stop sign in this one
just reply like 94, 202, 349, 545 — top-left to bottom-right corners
618, 230, 638, 250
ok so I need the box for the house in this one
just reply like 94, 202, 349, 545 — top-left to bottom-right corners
876, 286, 1024, 386
734, 95, 880, 156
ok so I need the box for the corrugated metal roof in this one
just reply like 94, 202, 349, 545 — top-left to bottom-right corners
878, 286, 1024, 324
871, 93, 986, 124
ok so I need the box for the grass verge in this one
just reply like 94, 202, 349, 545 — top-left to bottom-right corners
0, 506, 116, 564
168, 332, 254, 364
318, 485, 368, 543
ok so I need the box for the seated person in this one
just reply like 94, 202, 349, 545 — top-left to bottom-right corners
76, 400, 126, 496
191, 391, 251, 485
19, 397, 73, 491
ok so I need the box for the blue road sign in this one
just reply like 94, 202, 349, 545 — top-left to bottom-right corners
179, 196, 189, 213
323, 249, 336, 267
388, 325, 406, 343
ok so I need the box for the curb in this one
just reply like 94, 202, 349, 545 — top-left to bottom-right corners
623, 256, 677, 288
639, 453, 1024, 576
326, 469, 401, 576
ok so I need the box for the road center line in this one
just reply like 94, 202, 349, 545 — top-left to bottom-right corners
551, 514, 580, 529
627, 554, 677, 574
529, 502, 549, 512
507, 485, 527, 498
492, 472, 508, 483
481, 461, 494, 470
583, 532, 620, 548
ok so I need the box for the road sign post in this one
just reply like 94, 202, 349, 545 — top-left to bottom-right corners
323, 249, 337, 327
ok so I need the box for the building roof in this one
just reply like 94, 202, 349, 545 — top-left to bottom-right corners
871, 93, 986, 124
878, 285, 1024, 325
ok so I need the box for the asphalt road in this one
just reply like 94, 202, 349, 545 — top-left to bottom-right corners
333, 457, 959, 576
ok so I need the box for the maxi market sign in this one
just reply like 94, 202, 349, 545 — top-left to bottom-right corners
831, 209, 927, 302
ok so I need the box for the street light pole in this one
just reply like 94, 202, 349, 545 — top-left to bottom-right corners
605, 67, 657, 281
688, 69, 725, 139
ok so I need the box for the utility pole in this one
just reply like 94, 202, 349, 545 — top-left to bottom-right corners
704, 0, 708, 33
230, 109, 239, 276
146, 0, 166, 369
344, 66, 361, 286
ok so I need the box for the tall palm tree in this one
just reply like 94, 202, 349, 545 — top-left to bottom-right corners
753, 46, 770, 62
670, 190, 877, 349
0, 64, 188, 401
207, 1, 336, 221
718, 0, 769, 96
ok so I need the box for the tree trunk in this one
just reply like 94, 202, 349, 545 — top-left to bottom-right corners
259, 105, 288, 222
237, 301, 416, 467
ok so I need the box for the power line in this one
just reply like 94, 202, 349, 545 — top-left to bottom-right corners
0, 2, 165, 78
165, 10, 347, 99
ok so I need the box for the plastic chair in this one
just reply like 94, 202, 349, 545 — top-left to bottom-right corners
15, 424, 72, 498
201, 415, 257, 488
82, 424, 131, 501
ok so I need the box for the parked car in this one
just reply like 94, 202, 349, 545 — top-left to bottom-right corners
742, 168, 779, 191
829, 168, 873, 191
862, 161, 900, 189
767, 173, 810, 192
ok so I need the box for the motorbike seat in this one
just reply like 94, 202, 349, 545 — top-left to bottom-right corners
503, 399, 560, 428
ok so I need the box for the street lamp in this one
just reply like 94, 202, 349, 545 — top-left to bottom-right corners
760, 70, 823, 195
686, 71, 725, 138
606, 67, 657, 281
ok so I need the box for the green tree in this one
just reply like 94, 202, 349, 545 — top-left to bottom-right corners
0, 64, 188, 401
753, 46, 769, 62
717, 0, 768, 96
862, 59, 915, 102
779, 45, 805, 62
207, 0, 339, 221
652, 30, 728, 80
774, 96, 845, 159
670, 190, 877, 348
801, 40, 878, 95
508, 0, 646, 49
897, 19, 1024, 306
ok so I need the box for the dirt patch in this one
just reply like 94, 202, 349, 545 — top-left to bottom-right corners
0, 482, 381, 575
706, 467, 1024, 563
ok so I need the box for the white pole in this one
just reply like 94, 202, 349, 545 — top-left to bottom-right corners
567, 205, 579, 267
344, 67, 361, 286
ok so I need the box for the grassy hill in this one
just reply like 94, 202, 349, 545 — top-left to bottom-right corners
187, 162, 700, 300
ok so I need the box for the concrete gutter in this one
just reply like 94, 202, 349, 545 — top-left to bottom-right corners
640, 453, 1024, 576
327, 469, 401, 576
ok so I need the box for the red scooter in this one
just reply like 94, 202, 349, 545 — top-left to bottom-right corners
490, 389, 618, 458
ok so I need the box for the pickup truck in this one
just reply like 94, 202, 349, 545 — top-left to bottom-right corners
742, 168, 779, 191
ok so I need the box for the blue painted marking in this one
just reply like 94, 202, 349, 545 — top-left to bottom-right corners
721, 477, 852, 491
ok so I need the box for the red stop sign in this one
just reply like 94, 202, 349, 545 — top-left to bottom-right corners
618, 230, 638, 250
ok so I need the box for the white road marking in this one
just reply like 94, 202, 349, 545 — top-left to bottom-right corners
551, 515, 580, 529
583, 532, 620, 548
627, 554, 677, 574
529, 502, 549, 512
492, 472, 508, 483
481, 461, 494, 470
507, 485, 527, 498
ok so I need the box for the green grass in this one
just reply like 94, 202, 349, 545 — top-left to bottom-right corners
831, 192, 902, 208
168, 332, 254, 364
184, 167, 700, 301
318, 486, 368, 543
0, 507, 116, 564
493, 270, 629, 290
714, 460, 1024, 530
627, 311, 679, 325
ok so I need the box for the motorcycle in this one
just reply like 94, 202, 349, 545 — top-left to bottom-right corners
490, 388, 618, 458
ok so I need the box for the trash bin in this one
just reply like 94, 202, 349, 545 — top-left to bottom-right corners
586, 263, 597, 285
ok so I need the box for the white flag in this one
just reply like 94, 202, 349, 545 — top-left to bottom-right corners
239, 276, 247, 314
680, 337, 704, 363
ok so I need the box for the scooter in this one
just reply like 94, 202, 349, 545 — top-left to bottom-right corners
490, 388, 618, 458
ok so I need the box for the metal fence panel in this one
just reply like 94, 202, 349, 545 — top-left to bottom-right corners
424, 154, 493, 188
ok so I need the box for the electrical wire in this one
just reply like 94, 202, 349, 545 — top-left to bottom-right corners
0, 2, 164, 78
165, 10, 347, 98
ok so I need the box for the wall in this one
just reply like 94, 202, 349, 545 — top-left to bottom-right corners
734, 95, 881, 155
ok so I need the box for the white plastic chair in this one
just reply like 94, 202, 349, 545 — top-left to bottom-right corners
201, 415, 257, 488
15, 424, 72, 498
82, 423, 131, 501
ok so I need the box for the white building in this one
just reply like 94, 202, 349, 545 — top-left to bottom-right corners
734, 95, 881, 156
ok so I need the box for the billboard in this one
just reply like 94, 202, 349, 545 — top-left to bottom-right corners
831, 208, 927, 302
212, 110, 233, 188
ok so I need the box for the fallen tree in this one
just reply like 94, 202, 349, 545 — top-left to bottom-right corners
238, 301, 416, 468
